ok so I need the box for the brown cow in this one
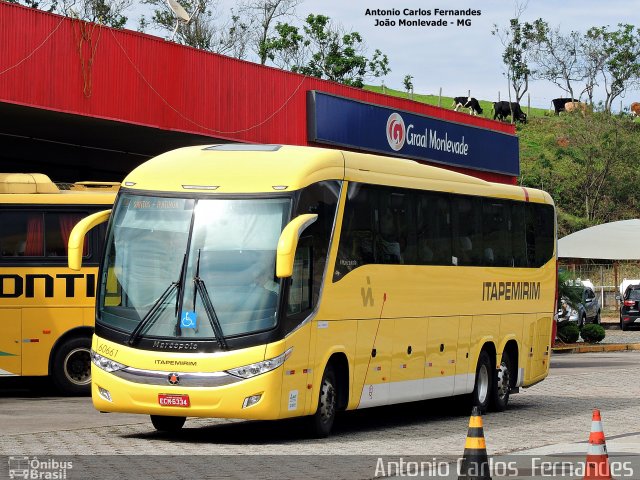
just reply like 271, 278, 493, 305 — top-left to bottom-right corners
630, 102, 640, 116
564, 101, 589, 116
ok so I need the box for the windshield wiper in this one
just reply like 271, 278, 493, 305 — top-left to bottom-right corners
128, 254, 187, 346
193, 249, 228, 350
127, 282, 177, 346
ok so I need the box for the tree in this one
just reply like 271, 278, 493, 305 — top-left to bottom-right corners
264, 14, 390, 88
528, 20, 584, 101
5, 0, 130, 27
403, 74, 413, 96
240, 0, 301, 65
491, 2, 537, 103
586, 24, 640, 113
141, 0, 251, 56
61, 0, 131, 28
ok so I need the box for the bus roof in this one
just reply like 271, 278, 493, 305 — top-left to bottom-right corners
121, 144, 553, 205
0, 173, 119, 205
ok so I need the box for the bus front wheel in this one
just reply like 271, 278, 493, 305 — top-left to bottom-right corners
51, 336, 92, 396
150, 415, 186, 433
309, 366, 337, 438
471, 350, 494, 414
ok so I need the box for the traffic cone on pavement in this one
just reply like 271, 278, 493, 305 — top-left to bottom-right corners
583, 409, 613, 480
458, 406, 491, 480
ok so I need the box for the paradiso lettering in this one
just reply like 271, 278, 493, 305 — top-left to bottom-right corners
0, 273, 96, 298
482, 281, 541, 301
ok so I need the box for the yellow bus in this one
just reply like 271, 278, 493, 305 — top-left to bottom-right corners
0, 173, 118, 395
69, 144, 556, 435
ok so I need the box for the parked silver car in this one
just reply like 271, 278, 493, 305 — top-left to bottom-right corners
558, 286, 601, 327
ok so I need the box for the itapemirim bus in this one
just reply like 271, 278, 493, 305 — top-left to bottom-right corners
69, 145, 556, 436
0, 174, 118, 394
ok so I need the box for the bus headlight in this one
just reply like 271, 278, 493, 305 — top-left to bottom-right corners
226, 348, 293, 379
91, 350, 126, 373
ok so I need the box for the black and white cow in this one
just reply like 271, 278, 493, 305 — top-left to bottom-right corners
551, 98, 579, 115
452, 96, 483, 116
492, 101, 527, 123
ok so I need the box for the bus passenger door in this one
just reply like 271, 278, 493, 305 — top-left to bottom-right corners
425, 316, 459, 399
390, 318, 427, 403
0, 310, 21, 376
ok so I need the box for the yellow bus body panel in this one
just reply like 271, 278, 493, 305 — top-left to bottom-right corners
90, 145, 555, 420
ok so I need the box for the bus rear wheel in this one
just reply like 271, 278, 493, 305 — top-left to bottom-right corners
471, 350, 494, 414
309, 366, 337, 438
150, 415, 186, 433
491, 352, 513, 412
51, 336, 92, 396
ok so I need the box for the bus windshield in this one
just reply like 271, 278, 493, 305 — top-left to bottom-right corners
99, 193, 290, 341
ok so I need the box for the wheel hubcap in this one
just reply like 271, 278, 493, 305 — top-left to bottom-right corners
320, 381, 336, 424
64, 348, 91, 385
496, 362, 510, 400
477, 365, 489, 404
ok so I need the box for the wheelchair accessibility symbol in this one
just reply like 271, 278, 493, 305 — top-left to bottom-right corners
180, 310, 197, 329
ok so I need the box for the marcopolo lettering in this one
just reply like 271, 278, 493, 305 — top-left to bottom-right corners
482, 281, 541, 301
0, 273, 96, 298
152, 341, 199, 351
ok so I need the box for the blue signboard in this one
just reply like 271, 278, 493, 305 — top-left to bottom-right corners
307, 91, 519, 176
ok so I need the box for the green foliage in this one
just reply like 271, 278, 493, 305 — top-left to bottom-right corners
492, 16, 541, 102
519, 113, 640, 236
585, 24, 640, 112
580, 324, 606, 343
557, 321, 580, 343
403, 75, 413, 94
558, 270, 583, 309
264, 14, 390, 88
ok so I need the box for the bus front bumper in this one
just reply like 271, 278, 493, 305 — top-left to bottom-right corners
91, 365, 283, 420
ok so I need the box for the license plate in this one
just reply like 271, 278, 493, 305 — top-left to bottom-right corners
158, 394, 190, 407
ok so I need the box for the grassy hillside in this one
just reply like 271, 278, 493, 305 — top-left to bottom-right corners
363, 85, 549, 119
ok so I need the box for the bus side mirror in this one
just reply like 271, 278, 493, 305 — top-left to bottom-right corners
276, 214, 318, 278
68, 209, 112, 271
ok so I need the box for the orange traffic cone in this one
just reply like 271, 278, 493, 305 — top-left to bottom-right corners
583, 409, 613, 480
458, 406, 491, 480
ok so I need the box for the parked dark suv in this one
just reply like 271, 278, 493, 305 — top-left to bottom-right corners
619, 284, 640, 331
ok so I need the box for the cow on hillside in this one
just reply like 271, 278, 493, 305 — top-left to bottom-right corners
551, 98, 579, 115
492, 101, 527, 123
564, 101, 589, 116
452, 96, 483, 116
630, 102, 640, 116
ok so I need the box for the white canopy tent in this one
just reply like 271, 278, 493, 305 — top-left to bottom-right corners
558, 219, 640, 260
558, 219, 640, 302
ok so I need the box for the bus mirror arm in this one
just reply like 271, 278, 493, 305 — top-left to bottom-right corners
276, 214, 318, 278
68, 209, 112, 271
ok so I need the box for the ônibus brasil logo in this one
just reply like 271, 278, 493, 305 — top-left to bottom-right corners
386, 113, 405, 151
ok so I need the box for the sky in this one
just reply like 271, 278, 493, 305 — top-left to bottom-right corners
130, 0, 640, 111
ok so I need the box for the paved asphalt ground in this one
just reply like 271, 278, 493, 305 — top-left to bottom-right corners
0, 350, 639, 479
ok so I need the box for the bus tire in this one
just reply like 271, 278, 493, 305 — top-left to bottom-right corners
150, 415, 186, 433
471, 350, 493, 414
51, 336, 92, 396
491, 352, 512, 412
309, 366, 337, 438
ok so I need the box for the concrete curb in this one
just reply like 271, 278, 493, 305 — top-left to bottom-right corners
552, 343, 640, 354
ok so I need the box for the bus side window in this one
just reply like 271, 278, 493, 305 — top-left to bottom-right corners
511, 202, 527, 267
0, 212, 43, 257
452, 196, 482, 266
287, 238, 313, 316
415, 192, 451, 265
482, 199, 511, 267
45, 212, 89, 257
